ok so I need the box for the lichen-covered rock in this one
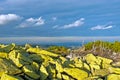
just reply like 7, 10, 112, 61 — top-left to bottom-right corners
9, 50, 31, 67
29, 54, 44, 63
27, 48, 58, 57
109, 67, 120, 74
89, 64, 100, 70
97, 57, 113, 64
9, 51, 23, 67
62, 74, 70, 80
31, 62, 39, 73
40, 55, 55, 66
0, 52, 8, 58
93, 69, 110, 77
74, 58, 83, 68
0, 43, 15, 53
55, 61, 63, 73
24, 75, 34, 80
22, 65, 40, 79
57, 72, 62, 79
1, 73, 23, 80
0, 58, 21, 77
85, 54, 100, 65
39, 65, 48, 80
59, 56, 67, 64
63, 60, 75, 68
17, 52, 32, 63
85, 76, 100, 80
83, 63, 90, 71
107, 74, 120, 80
97, 56, 113, 69
46, 65, 56, 79
64, 68, 88, 80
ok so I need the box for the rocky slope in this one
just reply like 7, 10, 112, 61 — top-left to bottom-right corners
0, 43, 120, 80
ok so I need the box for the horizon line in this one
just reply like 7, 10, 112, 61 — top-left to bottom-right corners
0, 36, 120, 43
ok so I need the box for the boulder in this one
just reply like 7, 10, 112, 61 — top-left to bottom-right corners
62, 74, 70, 80
9, 50, 31, 67
64, 68, 88, 80
1, 73, 23, 80
109, 67, 120, 74
22, 65, 40, 79
27, 48, 58, 57
39, 65, 48, 80
0, 52, 8, 59
107, 74, 120, 80
85, 54, 101, 65
0, 58, 21, 77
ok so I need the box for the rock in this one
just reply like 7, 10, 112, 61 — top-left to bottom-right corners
85, 76, 100, 80
109, 67, 120, 74
74, 58, 83, 68
85, 54, 101, 65
9, 50, 31, 67
107, 74, 120, 80
22, 65, 40, 79
93, 69, 110, 77
29, 54, 44, 63
89, 64, 100, 70
62, 74, 70, 80
31, 62, 39, 73
57, 72, 62, 79
27, 48, 58, 57
59, 56, 67, 64
63, 60, 75, 68
40, 55, 55, 66
83, 63, 90, 71
64, 68, 88, 80
55, 61, 63, 73
0, 43, 15, 53
1, 73, 23, 80
46, 65, 56, 79
97, 56, 113, 69
39, 65, 48, 80
0, 52, 8, 58
0, 58, 21, 77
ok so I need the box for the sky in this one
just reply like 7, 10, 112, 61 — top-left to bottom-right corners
0, 0, 120, 37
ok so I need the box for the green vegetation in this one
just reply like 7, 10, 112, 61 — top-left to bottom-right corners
84, 41, 120, 53
0, 43, 120, 80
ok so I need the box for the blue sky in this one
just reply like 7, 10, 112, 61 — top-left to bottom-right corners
0, 0, 120, 37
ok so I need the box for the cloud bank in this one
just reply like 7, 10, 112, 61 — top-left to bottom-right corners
0, 14, 21, 25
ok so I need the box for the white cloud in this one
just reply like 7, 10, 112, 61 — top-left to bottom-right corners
52, 25, 59, 29
53, 18, 85, 29
18, 17, 45, 28
52, 17, 57, 21
0, 14, 21, 25
91, 24, 113, 30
